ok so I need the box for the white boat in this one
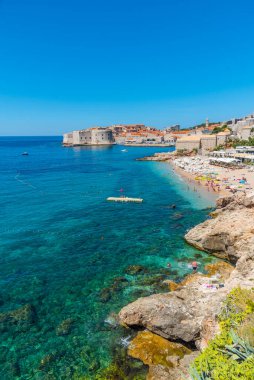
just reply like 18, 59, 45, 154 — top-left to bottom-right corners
121, 149, 128, 152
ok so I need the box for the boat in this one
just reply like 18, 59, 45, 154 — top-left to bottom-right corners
121, 149, 128, 152
107, 196, 143, 203
22, 152, 29, 156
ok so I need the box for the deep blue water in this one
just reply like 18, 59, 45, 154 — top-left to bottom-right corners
0, 137, 216, 379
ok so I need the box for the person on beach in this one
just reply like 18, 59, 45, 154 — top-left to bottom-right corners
191, 261, 198, 272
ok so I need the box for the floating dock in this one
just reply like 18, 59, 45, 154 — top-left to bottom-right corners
107, 197, 143, 203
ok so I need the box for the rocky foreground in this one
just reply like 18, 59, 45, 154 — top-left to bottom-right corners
118, 192, 254, 379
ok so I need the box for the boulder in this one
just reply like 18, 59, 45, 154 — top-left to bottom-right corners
0, 304, 36, 333
119, 275, 226, 343
216, 195, 234, 209
147, 352, 199, 380
128, 330, 195, 380
128, 330, 191, 367
204, 261, 234, 280
185, 194, 254, 263
56, 318, 74, 336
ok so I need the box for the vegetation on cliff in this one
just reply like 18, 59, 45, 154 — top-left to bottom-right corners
232, 136, 254, 148
211, 125, 229, 134
190, 288, 254, 380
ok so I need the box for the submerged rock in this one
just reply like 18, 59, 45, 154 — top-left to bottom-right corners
171, 212, 184, 221
56, 318, 74, 336
95, 344, 147, 379
38, 353, 57, 371
99, 287, 112, 303
138, 275, 165, 287
0, 304, 36, 333
99, 276, 129, 303
125, 265, 148, 275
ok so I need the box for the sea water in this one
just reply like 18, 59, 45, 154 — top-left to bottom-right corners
0, 137, 217, 379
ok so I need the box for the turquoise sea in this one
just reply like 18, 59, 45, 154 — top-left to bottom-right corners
0, 137, 217, 379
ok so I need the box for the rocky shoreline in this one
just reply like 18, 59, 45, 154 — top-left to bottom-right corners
118, 192, 254, 379
136, 152, 174, 161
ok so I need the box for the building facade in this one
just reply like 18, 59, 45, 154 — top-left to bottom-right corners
176, 132, 230, 153
175, 136, 201, 151
63, 128, 115, 146
230, 115, 254, 139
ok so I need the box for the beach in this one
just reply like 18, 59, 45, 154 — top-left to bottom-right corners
171, 155, 254, 197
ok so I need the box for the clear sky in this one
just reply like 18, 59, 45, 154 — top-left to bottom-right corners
1, 0, 254, 135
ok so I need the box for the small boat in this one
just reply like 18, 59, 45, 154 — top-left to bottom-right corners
107, 196, 143, 203
121, 149, 128, 152
22, 152, 29, 156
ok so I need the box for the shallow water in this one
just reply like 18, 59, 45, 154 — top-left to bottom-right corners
0, 137, 216, 379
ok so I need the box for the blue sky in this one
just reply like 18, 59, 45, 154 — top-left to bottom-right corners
0, 0, 254, 135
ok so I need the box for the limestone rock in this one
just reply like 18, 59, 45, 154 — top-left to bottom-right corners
185, 193, 254, 263
204, 261, 234, 280
118, 193, 254, 379
128, 330, 195, 380
198, 317, 220, 351
147, 352, 199, 380
128, 330, 191, 367
216, 195, 234, 209
119, 275, 226, 343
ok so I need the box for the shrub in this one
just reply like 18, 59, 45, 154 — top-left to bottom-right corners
189, 288, 254, 380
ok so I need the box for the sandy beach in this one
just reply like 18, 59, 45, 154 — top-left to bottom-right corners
170, 155, 254, 197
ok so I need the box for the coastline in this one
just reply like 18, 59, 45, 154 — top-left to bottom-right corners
124, 143, 175, 147
2, 141, 216, 380
169, 159, 231, 198
118, 189, 254, 379
117, 152, 254, 379
171, 155, 254, 198
139, 151, 254, 198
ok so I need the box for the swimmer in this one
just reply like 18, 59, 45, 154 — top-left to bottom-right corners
191, 261, 198, 272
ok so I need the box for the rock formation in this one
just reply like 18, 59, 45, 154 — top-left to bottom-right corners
118, 193, 254, 379
186, 192, 254, 264
128, 330, 196, 380
0, 304, 36, 333
119, 273, 227, 344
